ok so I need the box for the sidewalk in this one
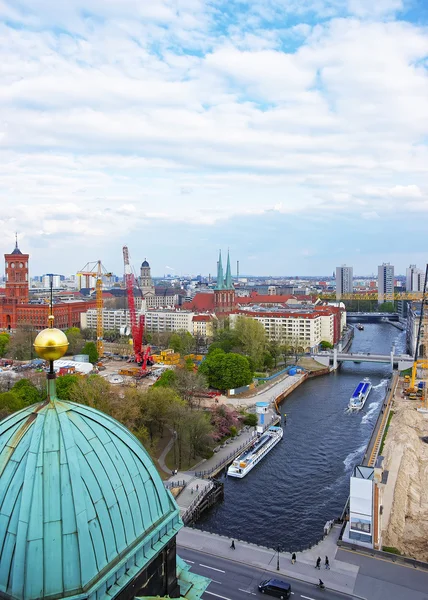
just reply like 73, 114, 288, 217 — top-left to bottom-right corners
177, 525, 360, 596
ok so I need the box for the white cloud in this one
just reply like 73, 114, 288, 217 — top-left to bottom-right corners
0, 0, 427, 273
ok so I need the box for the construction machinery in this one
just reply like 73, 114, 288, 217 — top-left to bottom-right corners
122, 246, 152, 377
77, 260, 112, 359
407, 264, 428, 394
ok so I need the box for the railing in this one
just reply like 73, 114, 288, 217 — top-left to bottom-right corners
164, 480, 186, 489
181, 480, 220, 524
194, 440, 252, 478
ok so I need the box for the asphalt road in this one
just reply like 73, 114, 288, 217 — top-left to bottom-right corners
178, 547, 362, 600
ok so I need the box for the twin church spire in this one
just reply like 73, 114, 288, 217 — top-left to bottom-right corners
215, 250, 234, 290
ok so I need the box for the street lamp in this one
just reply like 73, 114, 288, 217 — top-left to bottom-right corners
276, 545, 281, 571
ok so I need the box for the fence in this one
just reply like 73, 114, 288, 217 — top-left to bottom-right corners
164, 480, 186, 490
194, 439, 252, 478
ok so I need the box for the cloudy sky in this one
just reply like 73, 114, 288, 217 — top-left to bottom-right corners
1, 0, 427, 277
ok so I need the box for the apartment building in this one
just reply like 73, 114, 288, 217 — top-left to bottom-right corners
192, 314, 217, 339
406, 265, 425, 292
81, 309, 130, 331
406, 302, 428, 358
378, 263, 394, 303
336, 265, 353, 298
144, 310, 194, 334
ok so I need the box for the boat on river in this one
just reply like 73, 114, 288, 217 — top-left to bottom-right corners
227, 426, 283, 478
348, 378, 372, 411
356, 324, 364, 330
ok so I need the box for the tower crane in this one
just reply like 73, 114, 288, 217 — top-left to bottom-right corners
77, 260, 112, 359
409, 263, 428, 392
122, 246, 152, 376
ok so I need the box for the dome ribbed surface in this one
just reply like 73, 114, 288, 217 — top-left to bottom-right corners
0, 400, 181, 600
141, 260, 149, 268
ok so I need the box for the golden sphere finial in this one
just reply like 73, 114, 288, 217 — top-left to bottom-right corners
33, 328, 69, 361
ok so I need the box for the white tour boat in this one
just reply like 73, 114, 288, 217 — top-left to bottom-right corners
348, 378, 372, 411
227, 426, 283, 478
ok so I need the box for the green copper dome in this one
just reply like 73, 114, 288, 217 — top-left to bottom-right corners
0, 399, 181, 600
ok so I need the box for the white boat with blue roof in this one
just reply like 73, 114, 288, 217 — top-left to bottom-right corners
348, 378, 372, 411
227, 426, 283, 478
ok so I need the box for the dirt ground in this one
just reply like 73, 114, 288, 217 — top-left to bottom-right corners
381, 381, 428, 560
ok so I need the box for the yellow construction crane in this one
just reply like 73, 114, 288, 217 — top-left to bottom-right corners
408, 264, 428, 392
77, 260, 112, 358
318, 292, 424, 301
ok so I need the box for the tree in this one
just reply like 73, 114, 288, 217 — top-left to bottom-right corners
263, 351, 274, 369
320, 340, 333, 350
56, 374, 80, 400
268, 340, 281, 367
0, 333, 10, 357
209, 328, 239, 353
243, 413, 258, 427
11, 379, 42, 406
173, 369, 208, 407
233, 316, 267, 367
8, 323, 37, 361
153, 369, 177, 387
65, 327, 84, 355
379, 302, 395, 313
186, 411, 213, 460
81, 341, 98, 364
0, 391, 22, 418
168, 331, 195, 355
210, 405, 240, 440
200, 349, 253, 390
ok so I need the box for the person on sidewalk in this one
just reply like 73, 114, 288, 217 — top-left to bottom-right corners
230, 540, 235, 550
315, 556, 321, 569
291, 553, 296, 565
325, 556, 330, 569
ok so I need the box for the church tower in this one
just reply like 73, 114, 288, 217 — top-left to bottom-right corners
140, 258, 155, 297
5, 236, 29, 304
214, 250, 235, 313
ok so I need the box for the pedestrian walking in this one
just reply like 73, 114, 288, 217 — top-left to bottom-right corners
230, 540, 235, 550
315, 557, 321, 569
191, 488, 194, 495
291, 553, 296, 565
196, 484, 199, 492
325, 556, 330, 569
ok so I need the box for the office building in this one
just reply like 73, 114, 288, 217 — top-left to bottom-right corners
406, 265, 425, 292
378, 263, 394, 303
336, 265, 353, 299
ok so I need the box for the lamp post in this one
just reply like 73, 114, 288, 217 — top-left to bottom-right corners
276, 545, 281, 571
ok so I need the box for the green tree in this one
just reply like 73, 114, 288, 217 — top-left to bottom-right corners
153, 369, 177, 387
268, 340, 281, 368
168, 331, 195, 355
81, 341, 98, 364
186, 410, 213, 460
8, 323, 37, 361
0, 333, 10, 357
0, 391, 22, 417
379, 302, 395, 313
233, 316, 267, 367
173, 369, 208, 407
263, 351, 274, 369
243, 413, 258, 427
65, 327, 84, 355
209, 328, 239, 353
320, 340, 333, 350
56, 374, 80, 400
11, 379, 43, 406
200, 349, 252, 390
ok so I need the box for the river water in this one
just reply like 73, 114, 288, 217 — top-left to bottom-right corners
196, 323, 406, 551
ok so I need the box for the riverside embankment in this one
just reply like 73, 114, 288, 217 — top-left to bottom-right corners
196, 323, 406, 551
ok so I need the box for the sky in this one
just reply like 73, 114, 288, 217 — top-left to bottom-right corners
0, 0, 427, 277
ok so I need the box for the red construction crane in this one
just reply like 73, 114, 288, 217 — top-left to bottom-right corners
123, 245, 152, 376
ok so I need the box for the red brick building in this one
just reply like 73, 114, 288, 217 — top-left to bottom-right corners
0, 241, 95, 331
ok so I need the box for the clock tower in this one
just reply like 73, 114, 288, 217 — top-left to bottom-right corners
5, 236, 29, 304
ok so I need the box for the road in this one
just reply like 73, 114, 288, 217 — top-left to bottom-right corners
178, 547, 362, 600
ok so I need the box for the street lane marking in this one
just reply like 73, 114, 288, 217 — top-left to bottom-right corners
301, 596, 315, 600
184, 559, 195, 564
199, 564, 226, 573
238, 590, 251, 594
205, 591, 232, 600
210, 580, 222, 584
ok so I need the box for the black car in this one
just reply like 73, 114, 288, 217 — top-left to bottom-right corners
258, 579, 291, 599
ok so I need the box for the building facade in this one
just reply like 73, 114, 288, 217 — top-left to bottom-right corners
406, 265, 425, 292
214, 250, 235, 313
140, 258, 156, 297
336, 265, 353, 299
378, 263, 394, 303
145, 310, 195, 334
406, 302, 428, 358
192, 314, 217, 339
0, 242, 95, 331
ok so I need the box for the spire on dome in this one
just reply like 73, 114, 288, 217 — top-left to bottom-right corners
224, 249, 234, 290
215, 250, 224, 290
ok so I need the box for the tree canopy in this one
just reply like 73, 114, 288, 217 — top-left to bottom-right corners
233, 316, 267, 367
199, 349, 253, 390
0, 333, 10, 358
81, 341, 99, 364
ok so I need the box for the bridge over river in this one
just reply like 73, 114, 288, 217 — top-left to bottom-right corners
346, 312, 399, 322
312, 348, 413, 370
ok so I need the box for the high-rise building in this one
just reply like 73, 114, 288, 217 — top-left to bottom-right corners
336, 265, 353, 299
42, 274, 61, 289
406, 265, 424, 292
378, 263, 394, 303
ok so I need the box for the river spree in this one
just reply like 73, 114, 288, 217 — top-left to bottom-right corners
196, 323, 406, 551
